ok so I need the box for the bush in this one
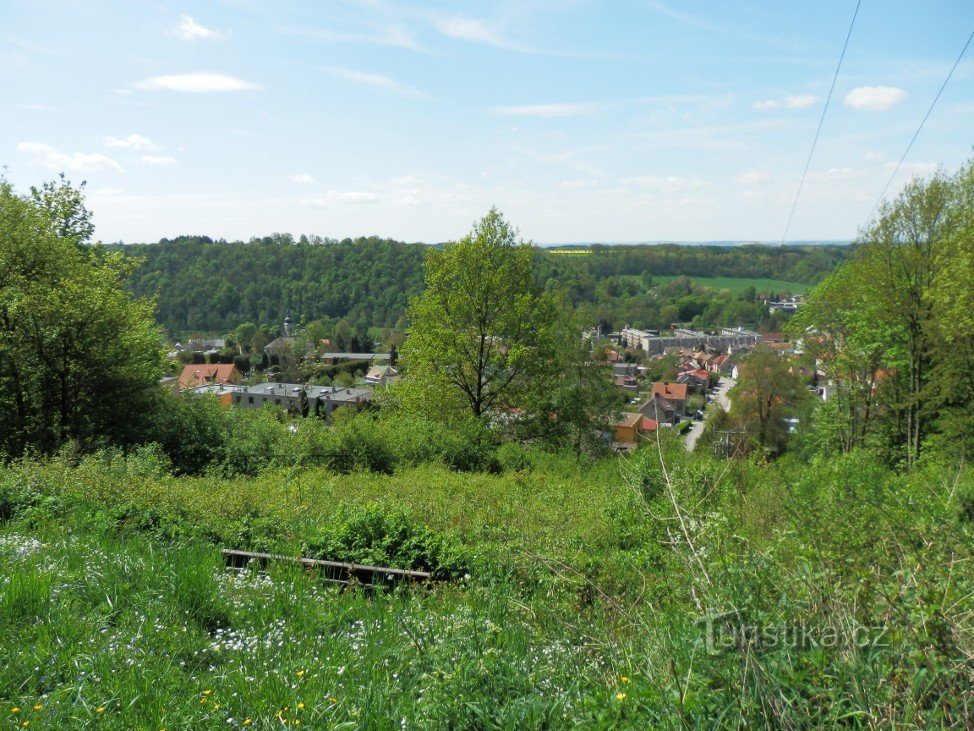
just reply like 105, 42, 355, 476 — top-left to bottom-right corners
299, 502, 469, 579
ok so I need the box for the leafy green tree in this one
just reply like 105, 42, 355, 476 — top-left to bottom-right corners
398, 209, 615, 448
731, 347, 805, 453
0, 178, 163, 456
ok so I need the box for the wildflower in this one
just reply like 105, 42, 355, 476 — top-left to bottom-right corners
243, 720, 252, 727
328, 697, 338, 704
202, 690, 213, 696
615, 693, 626, 701
22, 723, 30, 728
96, 707, 106, 713
295, 670, 305, 678
297, 703, 304, 710
33, 705, 42, 711
620, 675, 630, 683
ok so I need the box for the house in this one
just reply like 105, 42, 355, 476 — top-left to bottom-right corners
231, 382, 372, 419
159, 376, 179, 394
365, 365, 400, 386
651, 381, 688, 415
186, 383, 244, 406
614, 412, 642, 444
613, 413, 660, 446
178, 363, 242, 391
614, 375, 639, 394
637, 382, 688, 425
676, 368, 709, 393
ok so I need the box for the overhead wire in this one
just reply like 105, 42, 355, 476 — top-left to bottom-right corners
864, 29, 974, 225
779, 0, 862, 245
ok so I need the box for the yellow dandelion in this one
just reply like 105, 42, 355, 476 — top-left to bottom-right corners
243, 719, 253, 727
202, 690, 213, 696
620, 675, 630, 683
297, 702, 304, 710
22, 723, 30, 728
200, 699, 207, 705
615, 693, 626, 701
295, 670, 305, 678
11, 708, 20, 714
96, 707, 105, 713
328, 697, 338, 704
33, 705, 42, 711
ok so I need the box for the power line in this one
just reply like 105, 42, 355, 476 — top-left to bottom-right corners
780, 0, 862, 245
864, 29, 974, 226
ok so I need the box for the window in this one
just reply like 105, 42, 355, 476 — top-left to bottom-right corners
248, 397, 254, 404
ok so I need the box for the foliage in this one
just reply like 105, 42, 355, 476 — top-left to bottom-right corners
791, 158, 974, 467
0, 178, 163, 457
397, 209, 616, 450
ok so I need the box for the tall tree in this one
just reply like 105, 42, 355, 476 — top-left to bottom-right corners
731, 347, 805, 453
398, 209, 615, 447
0, 178, 162, 456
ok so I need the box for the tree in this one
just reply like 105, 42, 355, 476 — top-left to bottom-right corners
0, 178, 163, 456
398, 209, 615, 447
731, 347, 805, 454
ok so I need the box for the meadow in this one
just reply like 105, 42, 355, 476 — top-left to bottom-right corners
2, 439, 973, 728
651, 275, 810, 295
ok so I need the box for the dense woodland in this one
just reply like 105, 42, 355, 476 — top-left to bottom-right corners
117, 236, 849, 337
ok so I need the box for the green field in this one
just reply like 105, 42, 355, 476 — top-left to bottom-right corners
653, 275, 810, 295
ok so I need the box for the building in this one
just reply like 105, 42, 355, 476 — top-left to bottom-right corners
364, 365, 400, 386
231, 382, 372, 419
613, 413, 660, 447
638, 382, 689, 425
178, 363, 243, 391
186, 383, 244, 406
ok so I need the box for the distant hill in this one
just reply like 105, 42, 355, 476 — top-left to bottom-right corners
115, 235, 849, 335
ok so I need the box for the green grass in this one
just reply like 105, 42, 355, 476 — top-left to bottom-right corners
653, 275, 810, 295
2, 448, 973, 727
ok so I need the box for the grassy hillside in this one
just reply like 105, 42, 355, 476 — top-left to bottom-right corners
652, 275, 810, 295
2, 445, 972, 727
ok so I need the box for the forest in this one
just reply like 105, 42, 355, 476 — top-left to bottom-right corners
116, 235, 848, 337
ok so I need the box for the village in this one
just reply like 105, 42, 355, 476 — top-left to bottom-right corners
160, 301, 829, 456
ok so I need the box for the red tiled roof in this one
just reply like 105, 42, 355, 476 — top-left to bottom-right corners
178, 363, 240, 390
640, 418, 658, 432
652, 382, 688, 400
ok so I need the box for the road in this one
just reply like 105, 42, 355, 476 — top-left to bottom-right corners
684, 377, 735, 451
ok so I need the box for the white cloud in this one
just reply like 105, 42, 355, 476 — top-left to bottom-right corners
491, 102, 597, 118
301, 191, 379, 206
432, 15, 545, 53
18, 103, 55, 111
734, 170, 772, 185
784, 94, 819, 109
18, 141, 124, 172
171, 15, 221, 41
288, 173, 315, 184
621, 175, 708, 192
435, 16, 502, 45
134, 73, 260, 93
104, 133, 155, 150
885, 161, 938, 176
807, 167, 863, 183
863, 151, 884, 162
323, 67, 427, 98
754, 94, 819, 111
140, 155, 176, 166
844, 86, 907, 111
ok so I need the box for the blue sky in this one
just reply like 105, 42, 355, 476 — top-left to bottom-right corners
3, 1, 973, 244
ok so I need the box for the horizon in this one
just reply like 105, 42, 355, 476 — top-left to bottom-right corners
4, 0, 972, 243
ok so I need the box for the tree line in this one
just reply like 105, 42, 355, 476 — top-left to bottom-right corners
114, 235, 846, 337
